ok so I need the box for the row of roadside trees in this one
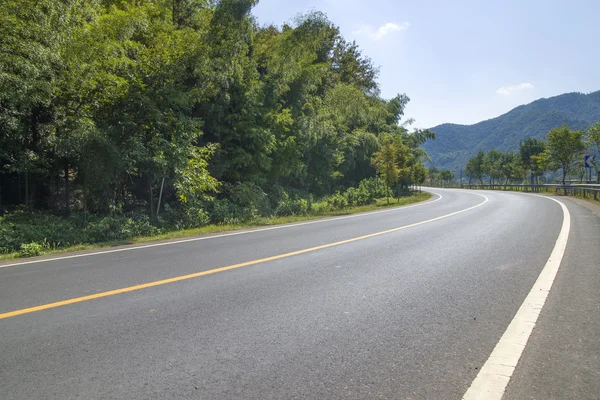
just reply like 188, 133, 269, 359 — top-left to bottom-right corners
464, 123, 600, 185
425, 167, 455, 187
0, 0, 434, 220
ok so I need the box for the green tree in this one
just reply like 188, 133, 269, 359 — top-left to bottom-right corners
520, 138, 546, 184
0, 0, 432, 234
499, 151, 525, 184
586, 122, 600, 182
439, 169, 455, 186
483, 150, 503, 184
0, 0, 85, 207
372, 137, 400, 204
465, 150, 485, 184
427, 167, 439, 185
545, 125, 586, 185
411, 162, 427, 189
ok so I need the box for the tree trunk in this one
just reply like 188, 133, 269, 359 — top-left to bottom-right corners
149, 175, 155, 221
64, 161, 70, 216
25, 171, 29, 207
386, 184, 389, 204
156, 177, 165, 217
30, 175, 36, 208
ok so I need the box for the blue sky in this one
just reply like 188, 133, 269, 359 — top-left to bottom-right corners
253, 0, 600, 128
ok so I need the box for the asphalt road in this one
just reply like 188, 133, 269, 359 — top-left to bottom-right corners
1, 189, 598, 399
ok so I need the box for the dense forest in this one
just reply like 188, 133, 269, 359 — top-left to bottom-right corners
424, 91, 600, 172
0, 0, 434, 255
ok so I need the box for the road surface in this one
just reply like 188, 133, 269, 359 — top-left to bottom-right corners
1, 189, 598, 399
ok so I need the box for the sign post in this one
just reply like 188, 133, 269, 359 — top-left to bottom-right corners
584, 155, 596, 183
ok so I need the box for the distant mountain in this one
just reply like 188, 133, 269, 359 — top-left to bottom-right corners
423, 91, 600, 172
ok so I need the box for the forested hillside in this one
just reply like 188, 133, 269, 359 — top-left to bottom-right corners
0, 0, 433, 255
423, 91, 600, 172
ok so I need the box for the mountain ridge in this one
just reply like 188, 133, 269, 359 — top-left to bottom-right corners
423, 90, 600, 172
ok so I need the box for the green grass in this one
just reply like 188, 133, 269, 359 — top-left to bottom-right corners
0, 192, 432, 261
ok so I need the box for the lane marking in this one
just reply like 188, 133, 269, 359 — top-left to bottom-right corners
0, 193, 487, 320
462, 195, 570, 400
0, 193, 444, 270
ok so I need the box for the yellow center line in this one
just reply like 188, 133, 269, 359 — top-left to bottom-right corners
0, 194, 488, 321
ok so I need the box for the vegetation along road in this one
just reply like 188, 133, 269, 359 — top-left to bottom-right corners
1, 1, 599, 399
2, 188, 599, 399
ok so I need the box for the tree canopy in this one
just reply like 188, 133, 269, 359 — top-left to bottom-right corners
0, 0, 434, 226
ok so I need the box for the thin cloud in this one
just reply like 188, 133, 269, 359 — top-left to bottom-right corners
355, 22, 410, 40
496, 83, 534, 96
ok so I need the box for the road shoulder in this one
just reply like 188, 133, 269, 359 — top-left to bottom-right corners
566, 196, 600, 218
504, 196, 600, 399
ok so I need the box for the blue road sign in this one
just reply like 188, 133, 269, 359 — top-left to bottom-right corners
585, 155, 596, 169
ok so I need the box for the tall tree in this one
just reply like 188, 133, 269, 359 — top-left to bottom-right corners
544, 125, 585, 185
483, 150, 503, 184
586, 122, 600, 182
499, 151, 525, 184
427, 166, 439, 185
372, 137, 400, 204
520, 138, 546, 184
439, 169, 455, 186
465, 150, 485, 184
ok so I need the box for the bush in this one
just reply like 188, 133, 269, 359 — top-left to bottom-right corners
309, 200, 331, 215
358, 177, 386, 199
84, 214, 161, 242
163, 202, 210, 230
275, 194, 309, 216
0, 210, 79, 253
181, 206, 210, 229
18, 241, 49, 257
0, 178, 395, 256
0, 209, 167, 255
326, 192, 348, 209
391, 182, 411, 198
210, 199, 257, 224
229, 182, 271, 216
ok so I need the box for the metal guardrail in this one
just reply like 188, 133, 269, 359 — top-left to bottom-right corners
459, 183, 600, 200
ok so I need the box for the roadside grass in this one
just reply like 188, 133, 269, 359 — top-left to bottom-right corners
0, 192, 432, 261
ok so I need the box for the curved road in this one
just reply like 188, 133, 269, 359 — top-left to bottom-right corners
1, 189, 598, 399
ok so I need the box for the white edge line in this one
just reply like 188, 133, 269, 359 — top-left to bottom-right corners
0, 191, 445, 269
462, 194, 570, 400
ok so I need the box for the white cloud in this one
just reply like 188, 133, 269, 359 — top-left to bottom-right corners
355, 22, 410, 40
496, 82, 534, 96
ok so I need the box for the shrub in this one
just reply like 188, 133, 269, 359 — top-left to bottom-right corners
182, 206, 210, 229
309, 200, 331, 215
326, 192, 348, 209
230, 182, 271, 216
275, 194, 309, 216
18, 241, 49, 258
163, 202, 210, 230
358, 177, 386, 198
210, 199, 256, 224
